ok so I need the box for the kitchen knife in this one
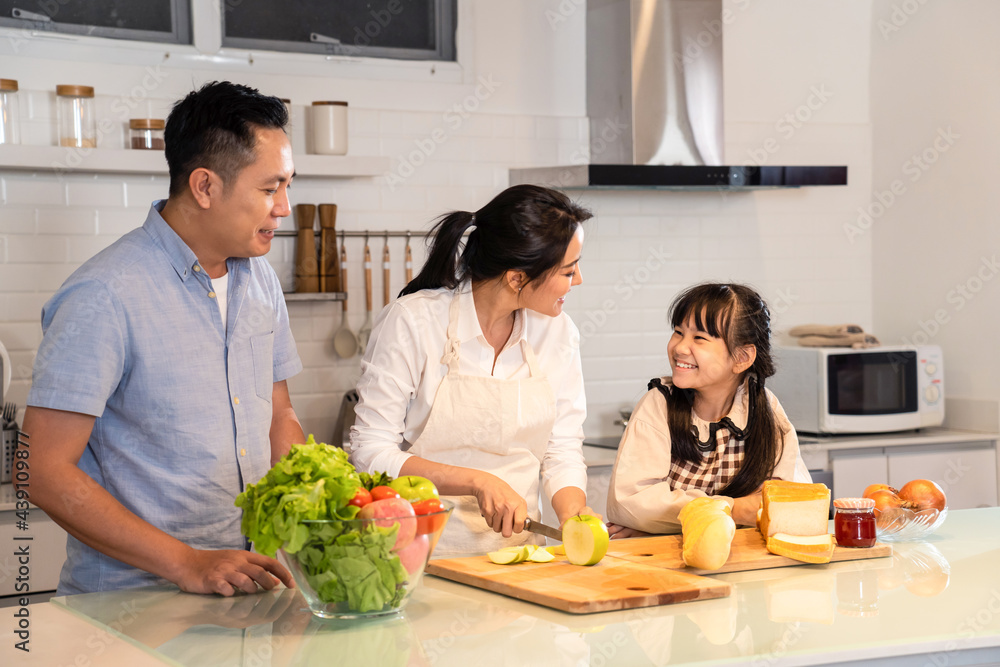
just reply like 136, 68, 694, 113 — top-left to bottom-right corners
523, 517, 562, 542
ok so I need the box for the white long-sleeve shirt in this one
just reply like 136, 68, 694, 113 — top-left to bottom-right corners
607, 380, 808, 534
348, 283, 588, 502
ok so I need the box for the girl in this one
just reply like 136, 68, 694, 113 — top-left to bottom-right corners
607, 282, 809, 537
349, 184, 599, 556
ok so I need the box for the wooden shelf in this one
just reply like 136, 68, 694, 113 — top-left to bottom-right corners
283, 292, 345, 302
0, 144, 388, 178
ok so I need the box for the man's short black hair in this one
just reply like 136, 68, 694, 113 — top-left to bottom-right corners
164, 81, 288, 197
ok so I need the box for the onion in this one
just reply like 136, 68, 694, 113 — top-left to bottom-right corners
898, 479, 947, 512
869, 489, 907, 513
863, 483, 899, 499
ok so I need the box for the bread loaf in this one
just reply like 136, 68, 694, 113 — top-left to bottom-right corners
758, 480, 830, 538
679, 497, 737, 570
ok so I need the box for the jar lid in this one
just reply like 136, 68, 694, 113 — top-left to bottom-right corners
129, 118, 165, 130
312, 100, 348, 106
0, 79, 18, 92
834, 497, 875, 509
56, 84, 95, 98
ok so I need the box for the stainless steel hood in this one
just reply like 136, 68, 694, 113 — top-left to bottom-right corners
510, 0, 847, 190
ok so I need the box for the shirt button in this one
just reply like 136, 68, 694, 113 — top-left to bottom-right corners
234, 397, 240, 405
240, 448, 247, 457
193, 265, 202, 272
208, 291, 217, 298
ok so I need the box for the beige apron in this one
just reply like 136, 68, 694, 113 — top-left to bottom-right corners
408, 292, 557, 556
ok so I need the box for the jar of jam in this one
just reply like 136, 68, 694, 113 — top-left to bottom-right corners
834, 497, 877, 548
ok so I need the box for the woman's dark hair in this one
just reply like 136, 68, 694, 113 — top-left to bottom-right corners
164, 81, 288, 196
666, 282, 779, 498
400, 185, 592, 297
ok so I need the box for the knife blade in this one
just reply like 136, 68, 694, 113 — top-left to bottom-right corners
523, 517, 562, 542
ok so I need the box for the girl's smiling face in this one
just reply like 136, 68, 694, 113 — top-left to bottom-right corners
668, 310, 753, 397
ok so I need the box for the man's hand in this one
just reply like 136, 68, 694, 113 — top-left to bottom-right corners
175, 549, 295, 597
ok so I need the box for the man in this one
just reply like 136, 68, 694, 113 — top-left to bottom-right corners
24, 81, 303, 596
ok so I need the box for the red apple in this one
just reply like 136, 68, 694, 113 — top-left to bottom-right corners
395, 534, 430, 575
357, 498, 416, 551
413, 498, 447, 535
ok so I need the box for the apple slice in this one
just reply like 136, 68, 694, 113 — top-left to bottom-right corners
526, 548, 555, 563
563, 515, 610, 566
488, 550, 523, 565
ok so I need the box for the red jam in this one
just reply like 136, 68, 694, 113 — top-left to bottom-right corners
834, 498, 877, 548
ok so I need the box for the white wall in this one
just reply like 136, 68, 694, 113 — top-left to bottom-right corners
869, 0, 1000, 430
0, 0, 876, 443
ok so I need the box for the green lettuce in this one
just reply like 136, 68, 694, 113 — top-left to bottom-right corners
235, 436, 408, 612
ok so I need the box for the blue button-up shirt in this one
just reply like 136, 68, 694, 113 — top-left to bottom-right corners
28, 201, 302, 594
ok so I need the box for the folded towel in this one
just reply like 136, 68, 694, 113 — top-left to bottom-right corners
795, 332, 881, 349
788, 324, 864, 337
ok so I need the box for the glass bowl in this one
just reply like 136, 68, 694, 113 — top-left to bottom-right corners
874, 505, 947, 541
280, 499, 453, 619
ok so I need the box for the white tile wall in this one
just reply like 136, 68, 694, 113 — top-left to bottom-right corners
0, 103, 871, 444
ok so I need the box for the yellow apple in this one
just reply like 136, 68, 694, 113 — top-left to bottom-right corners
563, 515, 610, 566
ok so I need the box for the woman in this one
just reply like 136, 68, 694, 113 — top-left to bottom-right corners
349, 184, 598, 555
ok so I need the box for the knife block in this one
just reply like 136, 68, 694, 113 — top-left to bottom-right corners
294, 204, 320, 293
318, 203, 340, 292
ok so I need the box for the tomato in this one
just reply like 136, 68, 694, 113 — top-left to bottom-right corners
348, 487, 373, 509
371, 485, 401, 501
413, 498, 446, 535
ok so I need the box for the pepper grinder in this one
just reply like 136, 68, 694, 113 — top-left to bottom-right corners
318, 204, 340, 292
294, 204, 319, 293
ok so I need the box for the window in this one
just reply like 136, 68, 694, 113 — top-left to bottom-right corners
0, 0, 191, 44
222, 0, 456, 61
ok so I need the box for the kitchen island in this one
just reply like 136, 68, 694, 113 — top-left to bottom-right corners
5, 508, 1000, 666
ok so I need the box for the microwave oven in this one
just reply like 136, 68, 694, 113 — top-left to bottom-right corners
770, 345, 944, 434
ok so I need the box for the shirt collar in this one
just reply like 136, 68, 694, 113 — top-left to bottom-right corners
456, 281, 528, 348
142, 199, 248, 282
691, 379, 750, 436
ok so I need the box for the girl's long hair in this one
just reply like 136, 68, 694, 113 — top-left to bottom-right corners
665, 283, 779, 498
400, 185, 592, 296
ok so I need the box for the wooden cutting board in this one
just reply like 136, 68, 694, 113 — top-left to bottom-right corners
424, 554, 732, 614
426, 529, 890, 614
607, 528, 892, 575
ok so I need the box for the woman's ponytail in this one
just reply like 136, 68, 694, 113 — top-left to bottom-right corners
400, 211, 476, 296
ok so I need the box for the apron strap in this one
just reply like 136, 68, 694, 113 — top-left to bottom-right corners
520, 336, 543, 378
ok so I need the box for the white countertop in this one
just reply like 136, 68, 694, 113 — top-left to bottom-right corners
6, 508, 1000, 666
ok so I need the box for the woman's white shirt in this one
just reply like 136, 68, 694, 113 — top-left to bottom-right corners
348, 283, 588, 501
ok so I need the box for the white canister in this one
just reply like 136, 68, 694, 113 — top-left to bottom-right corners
310, 101, 348, 155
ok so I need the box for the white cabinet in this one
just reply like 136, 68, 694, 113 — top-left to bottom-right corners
0, 507, 67, 597
887, 444, 996, 510
827, 435, 998, 510
586, 466, 612, 519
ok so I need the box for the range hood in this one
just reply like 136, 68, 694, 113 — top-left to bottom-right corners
509, 0, 847, 191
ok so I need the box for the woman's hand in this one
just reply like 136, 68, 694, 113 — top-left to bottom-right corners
607, 523, 650, 540
472, 472, 528, 537
731, 493, 762, 526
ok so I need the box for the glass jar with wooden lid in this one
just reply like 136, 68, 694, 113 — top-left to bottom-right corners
129, 118, 165, 150
56, 84, 96, 148
0, 79, 20, 145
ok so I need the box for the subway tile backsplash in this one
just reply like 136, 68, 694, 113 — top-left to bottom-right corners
0, 103, 871, 442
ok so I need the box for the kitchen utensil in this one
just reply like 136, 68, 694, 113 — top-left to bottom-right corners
426, 552, 731, 614
605, 527, 890, 575
318, 204, 340, 292
293, 204, 319, 293
404, 233, 413, 284
2, 402, 15, 427
332, 234, 359, 359
523, 517, 562, 541
332, 389, 359, 448
357, 235, 374, 354
382, 233, 391, 307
